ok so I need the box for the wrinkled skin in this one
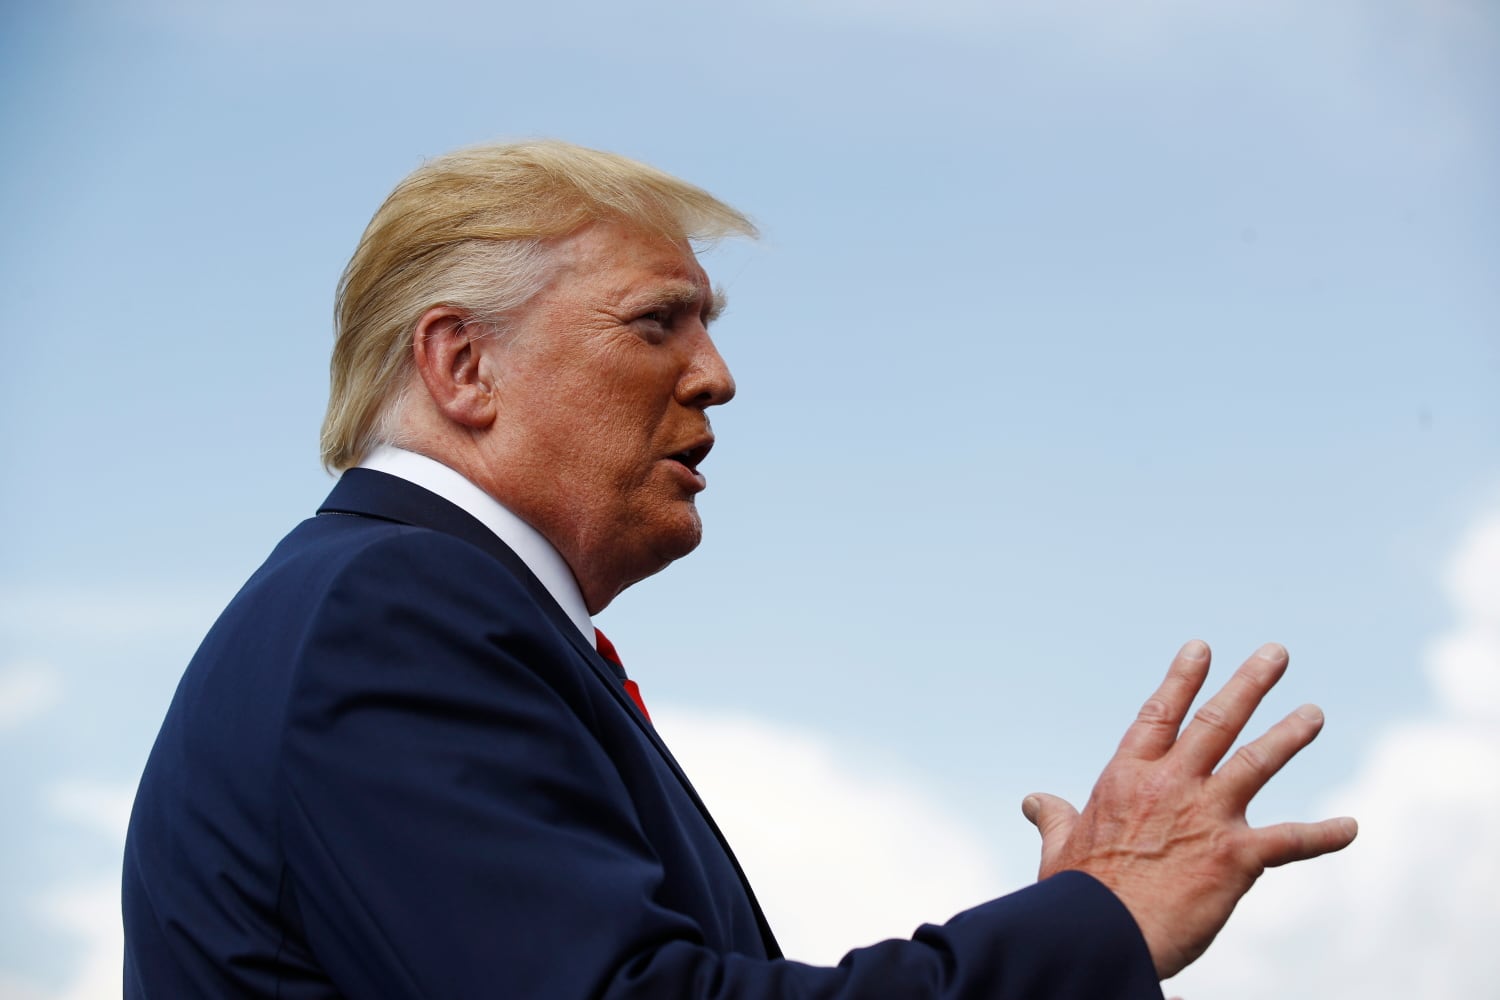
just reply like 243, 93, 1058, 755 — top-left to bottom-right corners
1024, 640, 1358, 980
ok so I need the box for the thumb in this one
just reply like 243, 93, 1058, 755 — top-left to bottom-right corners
1022, 792, 1079, 877
1022, 792, 1078, 839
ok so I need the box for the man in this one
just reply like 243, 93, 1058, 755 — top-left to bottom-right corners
123, 140, 1356, 998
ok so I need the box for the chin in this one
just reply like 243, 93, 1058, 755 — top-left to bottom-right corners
652, 509, 704, 566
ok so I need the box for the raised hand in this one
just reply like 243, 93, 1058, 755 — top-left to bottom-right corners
1022, 640, 1358, 980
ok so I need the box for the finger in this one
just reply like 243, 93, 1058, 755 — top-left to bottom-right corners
1021, 792, 1078, 839
1022, 792, 1080, 878
1254, 815, 1359, 868
1172, 642, 1288, 773
1214, 703, 1326, 809
1114, 639, 1212, 761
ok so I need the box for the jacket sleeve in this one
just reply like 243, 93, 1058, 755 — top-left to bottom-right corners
276, 530, 1163, 1000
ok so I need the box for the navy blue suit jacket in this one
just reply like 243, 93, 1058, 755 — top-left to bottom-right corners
123, 469, 1163, 998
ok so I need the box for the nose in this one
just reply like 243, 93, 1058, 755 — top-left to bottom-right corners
677, 329, 736, 408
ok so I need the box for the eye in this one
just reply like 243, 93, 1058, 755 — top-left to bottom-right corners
633, 309, 673, 343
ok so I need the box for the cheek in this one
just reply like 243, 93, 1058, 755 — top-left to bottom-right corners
525, 394, 634, 464
594, 423, 656, 483
525, 358, 676, 485
589, 406, 672, 479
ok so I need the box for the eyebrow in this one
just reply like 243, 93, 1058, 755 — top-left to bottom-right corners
707, 285, 728, 324
643, 281, 729, 324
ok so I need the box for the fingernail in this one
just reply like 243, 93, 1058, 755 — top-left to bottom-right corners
1022, 795, 1040, 823
1181, 639, 1209, 660
1256, 642, 1287, 662
1339, 817, 1359, 838
1296, 703, 1323, 723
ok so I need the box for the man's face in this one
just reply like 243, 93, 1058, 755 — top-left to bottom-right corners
473, 222, 735, 612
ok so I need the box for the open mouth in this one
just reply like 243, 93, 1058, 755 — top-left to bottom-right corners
667, 440, 713, 472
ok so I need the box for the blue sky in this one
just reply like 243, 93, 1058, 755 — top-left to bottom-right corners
2, 1, 1496, 996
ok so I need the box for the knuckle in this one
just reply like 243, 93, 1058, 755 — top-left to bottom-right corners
1231, 740, 1270, 774
1256, 822, 1331, 868
1220, 826, 1264, 872
1239, 661, 1280, 689
1136, 696, 1174, 724
1263, 828, 1301, 866
1193, 700, 1233, 732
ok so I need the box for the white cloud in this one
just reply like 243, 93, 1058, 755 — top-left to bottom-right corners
0, 973, 53, 1000
0, 585, 225, 643
1166, 506, 1500, 999
667, 504, 1500, 992
47, 780, 137, 842
1431, 512, 1500, 720
34, 880, 125, 1000
2, 781, 137, 1000
0, 660, 63, 730
653, 708, 1011, 964
18, 508, 1499, 995
12, 718, 1007, 995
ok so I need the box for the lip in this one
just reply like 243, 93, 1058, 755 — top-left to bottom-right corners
664, 435, 714, 492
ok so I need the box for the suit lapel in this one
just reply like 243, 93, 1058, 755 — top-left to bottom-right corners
317, 469, 782, 956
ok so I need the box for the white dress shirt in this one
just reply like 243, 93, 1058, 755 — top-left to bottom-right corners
357, 445, 594, 642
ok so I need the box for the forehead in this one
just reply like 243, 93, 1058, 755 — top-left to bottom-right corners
552, 222, 711, 304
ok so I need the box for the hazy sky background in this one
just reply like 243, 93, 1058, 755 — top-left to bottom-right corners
2, 0, 1496, 996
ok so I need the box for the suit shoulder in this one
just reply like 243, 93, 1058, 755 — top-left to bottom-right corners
196, 516, 576, 702
251, 514, 539, 610
266, 512, 513, 575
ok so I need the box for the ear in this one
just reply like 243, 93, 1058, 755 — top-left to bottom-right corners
411, 306, 497, 430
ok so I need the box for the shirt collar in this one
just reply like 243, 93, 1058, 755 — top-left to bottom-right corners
357, 445, 594, 642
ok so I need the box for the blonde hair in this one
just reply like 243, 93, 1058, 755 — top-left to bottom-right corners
320, 139, 758, 471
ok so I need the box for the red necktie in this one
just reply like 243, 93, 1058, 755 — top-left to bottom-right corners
595, 627, 651, 723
